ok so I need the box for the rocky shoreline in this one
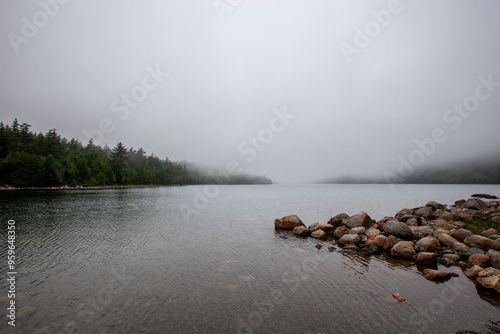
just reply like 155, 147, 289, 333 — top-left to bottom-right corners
275, 194, 500, 294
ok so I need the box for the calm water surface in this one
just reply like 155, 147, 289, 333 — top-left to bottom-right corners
1, 184, 500, 333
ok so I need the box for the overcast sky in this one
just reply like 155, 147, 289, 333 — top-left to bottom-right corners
1, 0, 499, 183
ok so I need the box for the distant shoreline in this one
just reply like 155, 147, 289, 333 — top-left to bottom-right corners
0, 184, 181, 191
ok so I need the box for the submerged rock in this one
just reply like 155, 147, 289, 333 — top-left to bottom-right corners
423, 269, 458, 281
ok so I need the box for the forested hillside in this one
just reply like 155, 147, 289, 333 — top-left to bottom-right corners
0, 119, 271, 187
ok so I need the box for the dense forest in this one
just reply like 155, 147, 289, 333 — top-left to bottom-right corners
323, 156, 500, 184
0, 119, 272, 187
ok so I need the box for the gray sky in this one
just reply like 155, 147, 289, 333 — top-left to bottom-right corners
1, 0, 499, 183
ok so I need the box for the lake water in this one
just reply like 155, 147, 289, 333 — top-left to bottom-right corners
1, 184, 500, 333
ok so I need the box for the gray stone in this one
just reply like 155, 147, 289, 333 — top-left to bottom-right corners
383, 220, 413, 239
464, 198, 487, 211
415, 236, 441, 252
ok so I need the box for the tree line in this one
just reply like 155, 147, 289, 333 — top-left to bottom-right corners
0, 119, 272, 187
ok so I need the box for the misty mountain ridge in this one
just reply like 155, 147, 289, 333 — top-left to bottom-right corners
321, 152, 500, 184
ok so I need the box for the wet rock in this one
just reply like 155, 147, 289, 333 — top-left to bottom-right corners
328, 245, 336, 252
311, 230, 326, 239
487, 249, 500, 269
423, 269, 459, 281
416, 252, 438, 265
383, 220, 413, 239
342, 211, 373, 229
372, 235, 387, 249
415, 236, 441, 252
464, 235, 500, 251
464, 265, 484, 279
450, 228, 473, 242
475, 267, 500, 293
442, 254, 460, 262
349, 227, 366, 234
293, 226, 309, 236
334, 226, 350, 239
481, 228, 499, 238
275, 215, 305, 229
468, 254, 491, 267
437, 257, 454, 267
327, 213, 349, 227
437, 233, 459, 248
338, 234, 361, 246
383, 235, 398, 252
366, 228, 381, 239
392, 293, 406, 302
365, 245, 380, 254
315, 244, 323, 250
390, 241, 416, 260
459, 247, 485, 258
464, 198, 487, 211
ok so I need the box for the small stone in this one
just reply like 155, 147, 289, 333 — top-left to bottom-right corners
315, 244, 322, 250
392, 293, 406, 302
311, 230, 326, 239
327, 245, 336, 252
468, 254, 491, 267
464, 265, 483, 279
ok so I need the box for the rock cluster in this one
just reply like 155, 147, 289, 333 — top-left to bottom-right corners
275, 196, 500, 294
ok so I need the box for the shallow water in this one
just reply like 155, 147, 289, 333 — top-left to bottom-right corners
0, 184, 499, 333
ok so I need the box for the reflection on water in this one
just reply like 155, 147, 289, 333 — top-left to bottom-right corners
0, 184, 499, 333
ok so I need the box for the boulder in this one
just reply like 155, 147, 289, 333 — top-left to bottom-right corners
399, 215, 422, 225
415, 236, 441, 252
451, 221, 466, 229
410, 226, 434, 239
481, 228, 499, 238
383, 235, 398, 252
468, 254, 491, 267
437, 234, 459, 248
338, 234, 361, 246
426, 201, 445, 210
292, 226, 309, 236
405, 218, 419, 227
395, 208, 414, 220
433, 229, 450, 237
464, 235, 500, 251
383, 220, 412, 239
451, 242, 468, 253
423, 269, 459, 281
464, 265, 483, 279
487, 249, 500, 269
275, 215, 305, 229
311, 230, 326, 239
416, 252, 438, 265
464, 198, 487, 211
390, 241, 416, 260
334, 226, 350, 239
450, 228, 473, 242
471, 193, 498, 199
437, 257, 454, 267
414, 206, 434, 218
342, 211, 373, 229
372, 235, 387, 249
349, 227, 366, 235
442, 254, 460, 262
475, 267, 500, 293
308, 223, 335, 234
366, 228, 381, 239
459, 247, 485, 258
454, 199, 466, 206
327, 213, 349, 227
429, 220, 457, 230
